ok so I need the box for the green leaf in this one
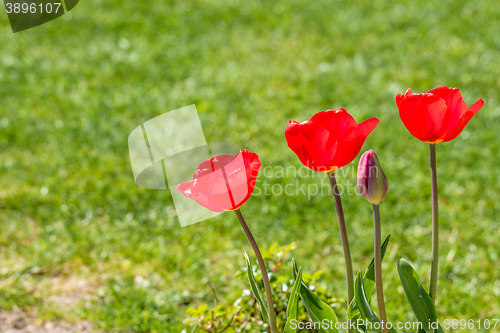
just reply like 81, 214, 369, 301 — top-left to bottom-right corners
355, 270, 380, 324
364, 235, 391, 295
312, 270, 326, 281
197, 304, 207, 314
242, 250, 270, 325
397, 259, 444, 333
348, 235, 391, 319
269, 243, 278, 255
292, 259, 338, 333
355, 270, 397, 333
348, 273, 362, 319
185, 307, 198, 315
284, 267, 302, 333
302, 272, 313, 283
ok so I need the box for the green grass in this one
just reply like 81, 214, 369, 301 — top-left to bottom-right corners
1, 0, 500, 331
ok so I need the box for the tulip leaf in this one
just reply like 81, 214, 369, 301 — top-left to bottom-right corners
355, 270, 380, 329
292, 259, 338, 333
397, 259, 445, 333
348, 234, 391, 319
242, 250, 270, 325
355, 270, 398, 333
284, 267, 302, 333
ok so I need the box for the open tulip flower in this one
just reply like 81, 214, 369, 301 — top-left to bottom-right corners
177, 149, 261, 212
396, 87, 484, 143
285, 109, 379, 172
177, 149, 279, 333
285, 108, 378, 333
396, 86, 483, 304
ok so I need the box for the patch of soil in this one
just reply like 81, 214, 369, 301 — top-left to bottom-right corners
0, 311, 99, 333
0, 272, 104, 333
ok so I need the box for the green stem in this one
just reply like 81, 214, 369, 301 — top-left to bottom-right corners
373, 204, 388, 333
429, 143, 439, 301
234, 209, 278, 333
328, 171, 354, 333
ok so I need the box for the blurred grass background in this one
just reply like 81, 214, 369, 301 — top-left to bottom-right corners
0, 0, 499, 331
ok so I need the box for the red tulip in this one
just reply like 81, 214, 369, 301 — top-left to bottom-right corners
396, 87, 484, 143
177, 149, 261, 212
285, 109, 379, 172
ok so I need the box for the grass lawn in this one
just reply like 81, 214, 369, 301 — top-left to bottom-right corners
1, 0, 499, 331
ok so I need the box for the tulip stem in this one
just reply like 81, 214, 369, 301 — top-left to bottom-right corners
234, 209, 278, 333
328, 170, 354, 333
373, 204, 388, 333
429, 143, 439, 302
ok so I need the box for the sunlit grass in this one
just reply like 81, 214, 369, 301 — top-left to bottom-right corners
0, 0, 499, 331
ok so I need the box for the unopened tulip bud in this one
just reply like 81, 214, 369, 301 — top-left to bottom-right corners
357, 150, 389, 205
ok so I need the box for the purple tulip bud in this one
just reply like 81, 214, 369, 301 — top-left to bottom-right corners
357, 150, 389, 205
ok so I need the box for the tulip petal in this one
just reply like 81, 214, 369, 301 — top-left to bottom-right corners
285, 120, 336, 171
366, 152, 388, 204
206, 168, 233, 201
193, 160, 215, 178
428, 87, 468, 115
468, 98, 484, 113
285, 121, 310, 167
286, 110, 379, 172
357, 150, 370, 202
210, 154, 237, 170
234, 151, 261, 209
441, 99, 483, 142
428, 87, 469, 134
334, 117, 379, 168
224, 153, 253, 207
241, 150, 262, 194
177, 180, 226, 212
309, 109, 358, 146
177, 150, 261, 212
195, 154, 239, 210
207, 151, 261, 210
395, 93, 405, 106
177, 181, 193, 195
398, 92, 450, 143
